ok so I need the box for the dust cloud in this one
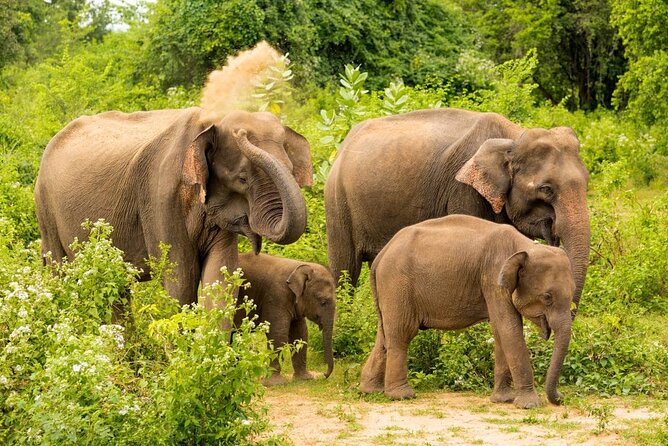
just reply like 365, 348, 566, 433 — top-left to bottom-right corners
200, 41, 284, 121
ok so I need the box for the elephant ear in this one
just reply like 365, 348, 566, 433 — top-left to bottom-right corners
182, 125, 215, 204
455, 138, 515, 214
283, 126, 313, 187
498, 251, 528, 293
287, 264, 313, 299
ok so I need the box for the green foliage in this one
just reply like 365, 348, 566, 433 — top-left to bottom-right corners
145, 0, 266, 87
144, 0, 472, 89
252, 53, 294, 117
382, 79, 410, 115
331, 270, 377, 359
611, 0, 668, 127
585, 191, 668, 313
451, 49, 539, 121
0, 221, 277, 445
455, 0, 626, 110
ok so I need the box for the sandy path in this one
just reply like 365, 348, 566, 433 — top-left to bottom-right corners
265, 386, 663, 445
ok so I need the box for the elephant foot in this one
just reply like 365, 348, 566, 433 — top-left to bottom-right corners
384, 383, 416, 400
263, 373, 288, 387
293, 371, 316, 381
359, 376, 385, 394
513, 391, 542, 409
490, 388, 515, 404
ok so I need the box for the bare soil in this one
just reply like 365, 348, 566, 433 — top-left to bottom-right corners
265, 385, 664, 445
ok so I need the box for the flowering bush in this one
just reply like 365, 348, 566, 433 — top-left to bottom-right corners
0, 221, 277, 445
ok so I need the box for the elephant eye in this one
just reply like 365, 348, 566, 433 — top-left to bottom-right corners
538, 184, 553, 194
543, 293, 553, 306
238, 174, 247, 184
320, 299, 328, 306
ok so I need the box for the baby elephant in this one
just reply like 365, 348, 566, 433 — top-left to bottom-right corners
360, 215, 575, 408
236, 253, 336, 385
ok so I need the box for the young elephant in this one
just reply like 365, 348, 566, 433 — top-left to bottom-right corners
236, 253, 336, 385
360, 215, 575, 408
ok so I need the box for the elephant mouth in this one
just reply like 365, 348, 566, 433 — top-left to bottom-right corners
528, 315, 552, 340
227, 215, 262, 254
539, 219, 560, 247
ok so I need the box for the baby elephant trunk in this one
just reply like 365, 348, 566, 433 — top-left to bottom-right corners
545, 316, 573, 405
322, 322, 334, 378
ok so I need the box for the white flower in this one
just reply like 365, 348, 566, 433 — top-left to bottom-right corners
17, 291, 28, 301
18, 308, 27, 318
96, 354, 110, 363
34, 394, 41, 402
72, 364, 82, 373
241, 419, 252, 426
9, 325, 31, 339
0, 376, 8, 386
119, 407, 129, 416
14, 364, 22, 373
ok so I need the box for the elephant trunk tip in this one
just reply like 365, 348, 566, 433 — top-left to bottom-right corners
547, 388, 564, 406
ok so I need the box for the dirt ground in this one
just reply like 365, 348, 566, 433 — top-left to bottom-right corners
264, 383, 666, 446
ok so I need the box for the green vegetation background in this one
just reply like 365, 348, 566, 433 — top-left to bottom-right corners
0, 0, 667, 444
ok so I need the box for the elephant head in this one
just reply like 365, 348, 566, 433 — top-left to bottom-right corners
498, 247, 576, 405
456, 127, 590, 313
287, 264, 336, 378
182, 111, 312, 252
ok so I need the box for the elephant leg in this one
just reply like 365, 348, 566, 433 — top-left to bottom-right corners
360, 322, 387, 393
490, 328, 515, 404
327, 216, 363, 289
383, 321, 418, 400
263, 315, 290, 386
164, 252, 200, 308
488, 306, 540, 409
290, 318, 313, 380
199, 232, 239, 331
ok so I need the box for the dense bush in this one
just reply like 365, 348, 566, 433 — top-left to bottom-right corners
0, 222, 277, 445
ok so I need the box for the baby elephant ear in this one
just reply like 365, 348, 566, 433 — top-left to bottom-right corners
283, 126, 313, 187
498, 251, 528, 293
182, 125, 215, 204
455, 138, 515, 214
287, 264, 313, 298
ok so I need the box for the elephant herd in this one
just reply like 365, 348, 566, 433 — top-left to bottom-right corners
34, 106, 590, 409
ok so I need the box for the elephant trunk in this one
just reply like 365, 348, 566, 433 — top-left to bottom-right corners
322, 321, 334, 378
234, 129, 307, 245
545, 316, 572, 405
554, 197, 590, 313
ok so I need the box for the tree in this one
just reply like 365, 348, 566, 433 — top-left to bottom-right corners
143, 0, 473, 89
456, 0, 627, 110
611, 0, 668, 130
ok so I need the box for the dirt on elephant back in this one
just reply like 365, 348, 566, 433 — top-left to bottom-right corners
263, 384, 664, 445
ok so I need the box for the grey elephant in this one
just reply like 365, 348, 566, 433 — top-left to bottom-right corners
35, 109, 312, 307
325, 108, 589, 313
236, 253, 336, 384
360, 215, 575, 408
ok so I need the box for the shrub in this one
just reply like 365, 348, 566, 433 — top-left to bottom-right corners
0, 221, 277, 445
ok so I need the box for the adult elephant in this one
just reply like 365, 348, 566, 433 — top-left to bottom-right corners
325, 108, 590, 312
35, 108, 312, 306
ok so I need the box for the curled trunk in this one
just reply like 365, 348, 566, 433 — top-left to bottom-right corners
234, 129, 307, 244
545, 316, 572, 405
